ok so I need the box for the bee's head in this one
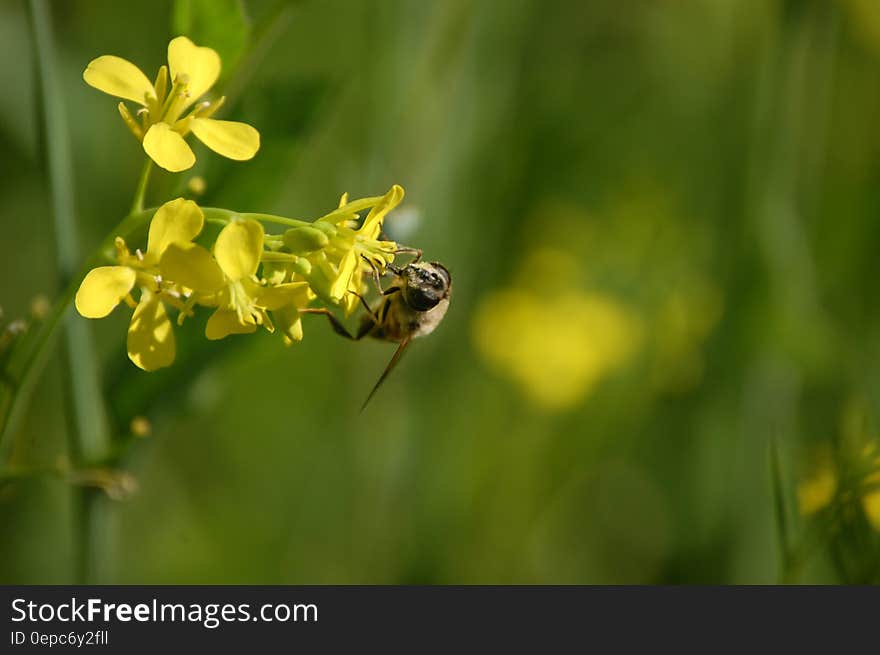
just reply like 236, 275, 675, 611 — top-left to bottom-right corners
401, 261, 451, 311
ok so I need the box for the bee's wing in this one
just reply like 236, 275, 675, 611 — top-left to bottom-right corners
360, 337, 411, 412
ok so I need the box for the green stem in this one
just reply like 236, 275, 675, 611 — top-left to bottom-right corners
240, 212, 312, 228
28, 0, 115, 583
131, 158, 154, 214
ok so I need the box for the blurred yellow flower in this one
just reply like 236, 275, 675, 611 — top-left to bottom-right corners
797, 455, 880, 531
75, 198, 205, 370
862, 471, 880, 532
862, 485, 880, 531
797, 401, 880, 531
473, 256, 642, 411
84, 36, 259, 172
796, 465, 837, 516
521, 195, 722, 396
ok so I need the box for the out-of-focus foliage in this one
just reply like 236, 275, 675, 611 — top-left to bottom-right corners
2, 0, 880, 583
172, 0, 250, 79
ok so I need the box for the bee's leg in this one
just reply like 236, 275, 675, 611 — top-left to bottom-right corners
395, 246, 422, 264
356, 315, 377, 339
360, 257, 402, 296
361, 255, 387, 295
348, 290, 379, 322
300, 308, 363, 340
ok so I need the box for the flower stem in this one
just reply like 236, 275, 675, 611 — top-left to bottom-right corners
240, 212, 312, 228
131, 158, 154, 214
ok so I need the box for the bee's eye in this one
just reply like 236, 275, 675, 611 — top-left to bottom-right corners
405, 286, 441, 311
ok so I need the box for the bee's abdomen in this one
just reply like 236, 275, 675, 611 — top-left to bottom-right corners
364, 297, 406, 342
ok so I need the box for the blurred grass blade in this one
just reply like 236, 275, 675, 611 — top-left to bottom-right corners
27, 0, 110, 463
769, 436, 793, 581
23, 0, 115, 583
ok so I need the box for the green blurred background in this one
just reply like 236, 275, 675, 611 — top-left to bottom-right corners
2, 0, 880, 583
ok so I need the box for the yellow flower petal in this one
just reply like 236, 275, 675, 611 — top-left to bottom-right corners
863, 490, 880, 531
205, 308, 257, 340
257, 281, 313, 311
214, 219, 263, 281
190, 118, 260, 161
83, 55, 156, 106
143, 123, 195, 172
330, 249, 358, 300
275, 304, 304, 345
343, 283, 362, 317
146, 197, 204, 261
127, 292, 175, 371
167, 36, 220, 109
159, 243, 225, 293
75, 266, 136, 318
361, 184, 404, 238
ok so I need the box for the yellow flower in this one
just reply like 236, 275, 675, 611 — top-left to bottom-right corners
159, 218, 310, 339
83, 36, 260, 172
796, 465, 837, 516
473, 273, 643, 411
797, 433, 880, 531
299, 185, 403, 315
862, 491, 880, 531
273, 286, 317, 346
75, 198, 205, 370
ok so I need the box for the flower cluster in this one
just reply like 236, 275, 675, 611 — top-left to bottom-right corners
797, 400, 880, 532
84, 36, 259, 171
797, 440, 880, 532
75, 36, 411, 371
75, 186, 404, 370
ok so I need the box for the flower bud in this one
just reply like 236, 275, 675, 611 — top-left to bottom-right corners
283, 226, 330, 254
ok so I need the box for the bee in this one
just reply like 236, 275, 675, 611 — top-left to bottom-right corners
303, 251, 452, 410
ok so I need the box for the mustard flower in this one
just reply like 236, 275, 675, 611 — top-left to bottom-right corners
472, 249, 643, 411
797, 463, 838, 517
159, 219, 311, 340
83, 36, 260, 172
292, 185, 403, 315
797, 441, 880, 531
74, 185, 411, 370
75, 198, 205, 370
473, 285, 642, 410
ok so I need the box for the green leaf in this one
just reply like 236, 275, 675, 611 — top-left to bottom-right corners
172, 0, 251, 80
